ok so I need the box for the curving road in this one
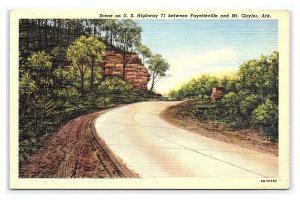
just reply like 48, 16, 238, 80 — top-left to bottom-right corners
94, 101, 278, 178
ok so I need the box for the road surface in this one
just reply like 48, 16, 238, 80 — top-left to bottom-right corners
94, 101, 278, 178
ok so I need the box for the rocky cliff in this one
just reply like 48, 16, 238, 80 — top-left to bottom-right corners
101, 50, 150, 90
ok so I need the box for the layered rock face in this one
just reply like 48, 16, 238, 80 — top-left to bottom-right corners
101, 50, 150, 90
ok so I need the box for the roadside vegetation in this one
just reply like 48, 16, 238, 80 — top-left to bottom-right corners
19, 19, 168, 165
168, 52, 279, 141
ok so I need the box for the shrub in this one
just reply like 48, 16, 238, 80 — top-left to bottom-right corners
97, 77, 134, 96
251, 99, 278, 140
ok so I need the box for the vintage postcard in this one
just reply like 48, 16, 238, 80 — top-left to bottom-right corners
10, 10, 290, 189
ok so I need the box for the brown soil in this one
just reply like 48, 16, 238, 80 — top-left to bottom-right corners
20, 110, 137, 178
160, 100, 278, 156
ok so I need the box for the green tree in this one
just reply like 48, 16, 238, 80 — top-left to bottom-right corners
148, 54, 170, 91
97, 77, 134, 104
168, 89, 177, 100
267, 51, 279, 102
98, 77, 134, 95
168, 52, 279, 140
116, 20, 142, 80
19, 72, 36, 117
27, 51, 53, 94
103, 19, 119, 46
53, 67, 81, 101
137, 44, 152, 64
195, 74, 219, 98
238, 53, 278, 102
67, 36, 106, 95
251, 98, 278, 140
20, 51, 56, 142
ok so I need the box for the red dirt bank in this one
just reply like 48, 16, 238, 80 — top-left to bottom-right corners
20, 110, 137, 178
161, 100, 278, 156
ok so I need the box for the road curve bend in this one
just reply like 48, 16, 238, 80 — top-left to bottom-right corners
94, 101, 278, 178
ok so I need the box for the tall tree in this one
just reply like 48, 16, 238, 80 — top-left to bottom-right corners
86, 36, 106, 91
24, 51, 54, 135
116, 20, 142, 80
27, 51, 53, 95
67, 36, 106, 95
137, 44, 152, 65
148, 54, 170, 91
269, 51, 279, 102
103, 19, 118, 46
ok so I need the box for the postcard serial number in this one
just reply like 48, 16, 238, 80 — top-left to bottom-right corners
261, 179, 277, 183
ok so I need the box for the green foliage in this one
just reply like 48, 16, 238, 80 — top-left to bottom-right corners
251, 99, 278, 139
101, 19, 119, 46
67, 36, 106, 95
116, 19, 142, 52
137, 44, 152, 64
168, 89, 178, 100
148, 54, 170, 91
19, 72, 36, 96
168, 74, 232, 100
169, 52, 279, 140
240, 94, 260, 116
27, 51, 52, 70
98, 77, 134, 95
220, 92, 241, 116
66, 35, 106, 73
238, 51, 278, 101
97, 77, 135, 104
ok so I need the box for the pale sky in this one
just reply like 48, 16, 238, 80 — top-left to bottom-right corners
136, 19, 278, 95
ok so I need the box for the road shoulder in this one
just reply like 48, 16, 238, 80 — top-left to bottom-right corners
20, 110, 137, 178
160, 100, 278, 156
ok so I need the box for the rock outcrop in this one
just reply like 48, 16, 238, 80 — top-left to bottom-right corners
210, 86, 225, 101
101, 50, 150, 90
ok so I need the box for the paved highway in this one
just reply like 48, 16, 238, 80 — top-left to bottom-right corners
94, 101, 278, 178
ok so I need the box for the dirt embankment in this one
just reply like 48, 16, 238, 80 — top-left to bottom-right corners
20, 110, 137, 178
161, 100, 278, 156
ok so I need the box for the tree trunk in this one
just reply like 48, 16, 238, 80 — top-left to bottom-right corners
57, 20, 60, 44
90, 57, 95, 92
23, 91, 27, 116
122, 43, 127, 80
80, 73, 84, 97
272, 64, 278, 102
150, 73, 155, 91
54, 20, 57, 43
123, 52, 126, 80
38, 20, 42, 48
33, 98, 38, 135
67, 21, 70, 46
44, 20, 48, 48
122, 32, 127, 80
110, 28, 113, 45
260, 69, 264, 103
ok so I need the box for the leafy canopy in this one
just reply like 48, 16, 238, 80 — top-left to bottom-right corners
116, 19, 142, 52
148, 54, 170, 77
27, 51, 52, 70
67, 35, 106, 68
137, 44, 152, 64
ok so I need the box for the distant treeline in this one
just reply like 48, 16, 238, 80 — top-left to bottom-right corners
169, 52, 279, 140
